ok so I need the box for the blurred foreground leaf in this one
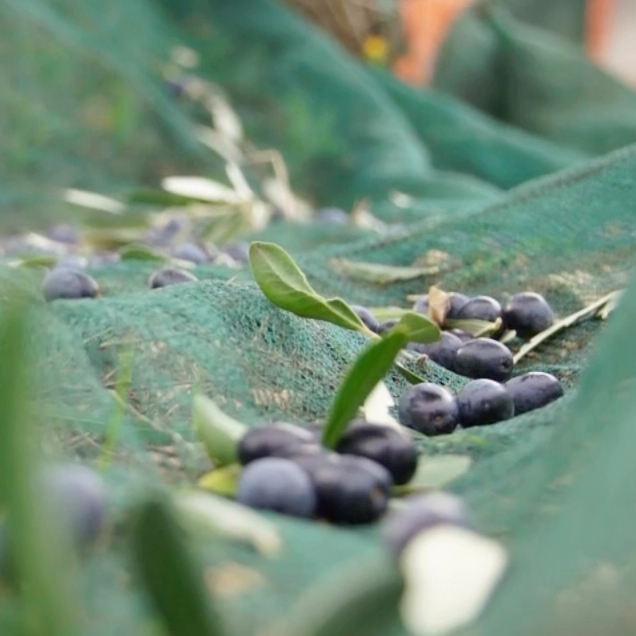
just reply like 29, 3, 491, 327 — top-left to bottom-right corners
0, 294, 79, 635
131, 496, 226, 636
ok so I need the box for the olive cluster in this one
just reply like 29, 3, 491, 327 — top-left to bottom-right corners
236, 422, 418, 524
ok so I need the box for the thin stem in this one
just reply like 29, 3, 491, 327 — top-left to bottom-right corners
513, 291, 622, 365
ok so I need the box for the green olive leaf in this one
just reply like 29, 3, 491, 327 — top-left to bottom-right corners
323, 330, 407, 448
119, 243, 168, 262
8, 255, 58, 269
193, 395, 247, 467
126, 188, 194, 207
393, 455, 472, 495
369, 306, 412, 321
0, 295, 80, 635
445, 318, 501, 337
249, 242, 370, 334
131, 496, 226, 636
198, 465, 241, 498
331, 258, 438, 286
176, 491, 282, 557
388, 311, 440, 344
267, 557, 403, 636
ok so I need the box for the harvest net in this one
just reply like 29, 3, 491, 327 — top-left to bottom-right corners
2, 0, 636, 635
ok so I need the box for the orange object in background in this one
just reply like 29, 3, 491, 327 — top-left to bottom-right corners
393, 0, 476, 85
394, 0, 616, 86
586, 0, 615, 60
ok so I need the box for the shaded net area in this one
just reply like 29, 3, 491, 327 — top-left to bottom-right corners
4, 0, 636, 635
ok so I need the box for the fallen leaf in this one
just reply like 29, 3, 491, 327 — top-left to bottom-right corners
428, 286, 450, 326
395, 455, 472, 494
400, 525, 508, 635
63, 189, 125, 214
360, 382, 403, 432
162, 176, 244, 204
205, 562, 264, 597
198, 464, 241, 497
176, 491, 282, 557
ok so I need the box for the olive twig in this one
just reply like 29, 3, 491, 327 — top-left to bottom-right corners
513, 290, 622, 365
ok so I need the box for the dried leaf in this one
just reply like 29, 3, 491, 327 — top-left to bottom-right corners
162, 176, 244, 204
597, 290, 623, 320
208, 94, 243, 142
195, 126, 244, 164
63, 189, 125, 214
428, 286, 450, 326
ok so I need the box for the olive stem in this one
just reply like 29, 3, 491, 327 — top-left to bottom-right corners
513, 290, 623, 365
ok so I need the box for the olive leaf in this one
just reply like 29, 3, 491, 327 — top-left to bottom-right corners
369, 306, 412, 321
63, 188, 125, 214
322, 330, 408, 448
267, 557, 403, 636
176, 491, 282, 557
331, 258, 438, 286
119, 243, 168, 262
131, 496, 226, 636
0, 295, 79, 635
126, 188, 195, 207
400, 526, 507, 636
82, 228, 145, 249
162, 176, 244, 205
390, 311, 440, 344
445, 318, 502, 338
360, 382, 402, 431
249, 242, 371, 334
198, 465, 241, 497
395, 360, 427, 384
393, 455, 472, 495
193, 395, 248, 467
8, 255, 58, 269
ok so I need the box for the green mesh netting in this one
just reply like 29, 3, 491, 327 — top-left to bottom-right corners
4, 0, 636, 635
435, 7, 636, 157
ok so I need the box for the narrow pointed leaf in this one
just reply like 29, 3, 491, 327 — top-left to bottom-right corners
198, 465, 241, 497
162, 176, 243, 204
119, 243, 167, 262
0, 295, 79, 635
270, 557, 403, 636
370, 307, 412, 321
389, 311, 440, 344
8, 255, 58, 269
395, 360, 427, 384
193, 395, 247, 467
332, 258, 438, 285
323, 330, 407, 447
393, 455, 472, 495
249, 242, 369, 333
176, 491, 282, 556
131, 497, 225, 636
445, 318, 501, 337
